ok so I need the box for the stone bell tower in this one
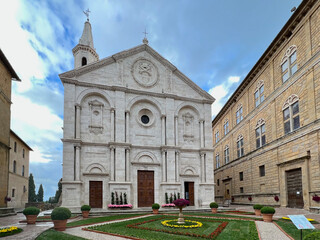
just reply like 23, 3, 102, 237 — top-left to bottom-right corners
72, 10, 99, 69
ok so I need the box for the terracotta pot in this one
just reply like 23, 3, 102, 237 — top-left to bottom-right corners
211, 208, 218, 213
254, 209, 261, 216
26, 215, 38, 224
53, 219, 68, 231
262, 213, 273, 222
152, 209, 159, 214
82, 211, 90, 218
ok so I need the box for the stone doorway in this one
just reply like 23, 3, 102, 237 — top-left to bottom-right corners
224, 182, 231, 200
89, 181, 103, 208
138, 170, 154, 207
286, 168, 304, 208
184, 182, 194, 206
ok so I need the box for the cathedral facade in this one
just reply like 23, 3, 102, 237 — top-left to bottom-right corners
60, 20, 215, 209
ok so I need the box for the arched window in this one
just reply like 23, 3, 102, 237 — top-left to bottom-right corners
283, 94, 300, 134
255, 80, 265, 107
13, 160, 16, 173
215, 154, 220, 169
236, 104, 243, 124
82, 57, 87, 66
22, 165, 25, 177
224, 145, 229, 164
256, 119, 266, 148
237, 135, 244, 158
215, 131, 219, 143
281, 45, 297, 82
223, 120, 229, 135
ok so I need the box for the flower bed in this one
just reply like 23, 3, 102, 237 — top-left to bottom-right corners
108, 204, 132, 208
0, 226, 22, 237
161, 219, 202, 228
161, 203, 175, 207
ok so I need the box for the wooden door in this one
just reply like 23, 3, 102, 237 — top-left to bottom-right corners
286, 168, 304, 208
138, 171, 154, 207
224, 183, 231, 200
89, 181, 102, 208
184, 182, 194, 206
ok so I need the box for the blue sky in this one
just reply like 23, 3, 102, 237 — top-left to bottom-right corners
1, 0, 302, 200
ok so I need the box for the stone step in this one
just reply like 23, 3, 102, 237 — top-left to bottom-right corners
0, 207, 16, 217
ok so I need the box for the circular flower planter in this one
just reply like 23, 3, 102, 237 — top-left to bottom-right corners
262, 213, 273, 222
26, 215, 37, 224
254, 209, 261, 216
82, 211, 89, 218
53, 219, 68, 231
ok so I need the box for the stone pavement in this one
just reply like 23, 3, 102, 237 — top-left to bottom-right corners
0, 207, 318, 239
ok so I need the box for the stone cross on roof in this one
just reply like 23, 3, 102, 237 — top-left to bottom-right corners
142, 28, 149, 44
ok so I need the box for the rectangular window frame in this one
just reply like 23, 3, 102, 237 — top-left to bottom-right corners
259, 165, 265, 177
239, 172, 243, 181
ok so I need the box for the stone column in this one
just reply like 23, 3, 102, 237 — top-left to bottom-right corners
162, 150, 166, 182
125, 148, 130, 182
75, 104, 81, 139
175, 151, 180, 182
200, 153, 205, 183
75, 145, 81, 181
110, 146, 115, 181
125, 111, 130, 143
110, 108, 115, 142
161, 115, 166, 145
175, 116, 178, 146
200, 120, 204, 148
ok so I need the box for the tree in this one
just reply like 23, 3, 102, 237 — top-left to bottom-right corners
54, 179, 62, 203
28, 173, 37, 203
37, 184, 44, 202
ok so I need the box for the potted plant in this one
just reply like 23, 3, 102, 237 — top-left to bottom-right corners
253, 204, 263, 216
173, 199, 189, 224
81, 205, 91, 218
209, 202, 219, 213
23, 207, 40, 224
260, 206, 275, 222
152, 203, 160, 214
51, 207, 71, 231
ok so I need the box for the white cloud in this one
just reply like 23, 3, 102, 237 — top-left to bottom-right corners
30, 147, 52, 164
209, 76, 241, 118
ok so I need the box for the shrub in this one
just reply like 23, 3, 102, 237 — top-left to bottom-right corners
303, 232, 320, 240
260, 206, 275, 214
210, 202, 218, 208
23, 207, 40, 216
152, 203, 160, 209
51, 207, 71, 220
253, 204, 263, 210
81, 205, 91, 211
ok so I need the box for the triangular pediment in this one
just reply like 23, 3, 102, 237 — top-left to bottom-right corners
59, 44, 214, 103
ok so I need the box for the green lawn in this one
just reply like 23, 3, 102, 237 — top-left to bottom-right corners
36, 229, 86, 240
275, 220, 320, 240
66, 213, 146, 227
178, 212, 261, 220
87, 215, 259, 240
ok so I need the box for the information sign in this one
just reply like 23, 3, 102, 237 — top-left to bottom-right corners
288, 215, 315, 230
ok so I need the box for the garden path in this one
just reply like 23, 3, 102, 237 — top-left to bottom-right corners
256, 221, 291, 240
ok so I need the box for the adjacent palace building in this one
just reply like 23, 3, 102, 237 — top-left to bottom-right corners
213, 0, 320, 211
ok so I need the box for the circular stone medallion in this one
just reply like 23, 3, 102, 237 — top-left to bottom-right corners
132, 59, 158, 87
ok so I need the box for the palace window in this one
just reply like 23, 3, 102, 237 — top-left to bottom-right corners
14, 142, 17, 152
22, 165, 25, 177
283, 95, 300, 134
215, 154, 220, 169
259, 165, 265, 177
239, 172, 243, 181
23, 149, 25, 158
237, 135, 244, 158
13, 160, 16, 173
236, 105, 243, 124
256, 119, 266, 148
224, 120, 229, 135
240, 187, 244, 193
224, 145, 229, 164
217, 179, 220, 186
215, 131, 219, 143
281, 45, 297, 82
12, 189, 15, 198
23, 186, 27, 193
255, 80, 264, 107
